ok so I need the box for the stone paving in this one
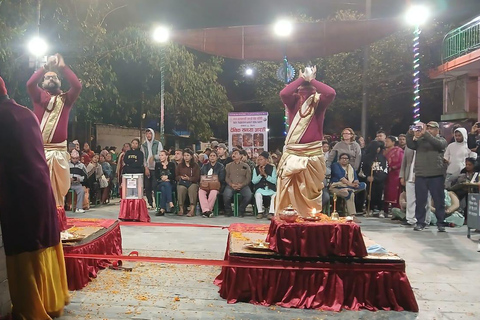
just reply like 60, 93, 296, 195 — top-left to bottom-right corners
58, 200, 480, 319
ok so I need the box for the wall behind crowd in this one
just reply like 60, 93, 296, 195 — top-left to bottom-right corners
95, 124, 143, 151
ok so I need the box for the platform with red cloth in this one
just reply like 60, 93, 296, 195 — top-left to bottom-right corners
214, 222, 418, 312
118, 199, 151, 222
62, 218, 122, 290
267, 217, 367, 257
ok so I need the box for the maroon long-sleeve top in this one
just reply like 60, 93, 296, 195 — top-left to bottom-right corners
27, 66, 82, 143
0, 98, 60, 255
280, 78, 336, 143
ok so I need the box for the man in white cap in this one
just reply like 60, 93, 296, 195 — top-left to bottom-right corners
406, 121, 448, 232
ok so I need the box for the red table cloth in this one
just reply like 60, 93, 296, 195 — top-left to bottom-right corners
118, 199, 151, 222
266, 218, 367, 257
215, 235, 418, 312
57, 207, 68, 231
63, 220, 122, 290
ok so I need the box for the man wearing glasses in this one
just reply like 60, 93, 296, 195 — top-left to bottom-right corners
406, 121, 448, 232
27, 53, 82, 231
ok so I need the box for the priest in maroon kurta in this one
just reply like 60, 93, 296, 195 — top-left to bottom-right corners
27, 53, 82, 231
0, 76, 69, 319
275, 67, 336, 216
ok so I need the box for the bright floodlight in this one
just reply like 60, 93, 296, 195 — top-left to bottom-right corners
245, 68, 254, 76
274, 19, 293, 37
405, 5, 430, 26
27, 37, 48, 57
153, 26, 170, 43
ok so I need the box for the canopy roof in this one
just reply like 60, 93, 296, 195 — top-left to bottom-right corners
171, 18, 402, 61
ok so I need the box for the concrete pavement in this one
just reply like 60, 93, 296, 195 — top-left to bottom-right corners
59, 200, 480, 319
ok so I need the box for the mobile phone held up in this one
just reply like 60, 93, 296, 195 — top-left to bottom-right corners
409, 125, 422, 132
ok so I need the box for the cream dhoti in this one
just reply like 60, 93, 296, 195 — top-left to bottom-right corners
275, 93, 326, 217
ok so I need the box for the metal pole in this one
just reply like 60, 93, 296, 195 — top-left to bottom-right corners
35, 0, 42, 69
284, 53, 289, 136
361, 0, 371, 138
160, 46, 165, 145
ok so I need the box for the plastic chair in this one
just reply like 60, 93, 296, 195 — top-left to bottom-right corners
233, 193, 257, 217
67, 189, 76, 212
155, 191, 178, 213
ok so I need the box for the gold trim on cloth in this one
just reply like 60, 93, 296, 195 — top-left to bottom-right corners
284, 92, 320, 145
40, 94, 66, 144
275, 93, 326, 217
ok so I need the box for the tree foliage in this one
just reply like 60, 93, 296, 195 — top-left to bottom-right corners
0, 0, 232, 141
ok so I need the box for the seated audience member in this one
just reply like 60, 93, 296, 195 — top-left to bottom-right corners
329, 153, 366, 215
322, 140, 331, 160
224, 149, 252, 217
176, 148, 200, 217
86, 154, 103, 204
252, 151, 276, 219
451, 157, 480, 216
69, 150, 88, 213
240, 149, 256, 173
199, 150, 226, 218
155, 150, 176, 215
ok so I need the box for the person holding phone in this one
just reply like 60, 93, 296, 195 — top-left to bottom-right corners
467, 121, 480, 155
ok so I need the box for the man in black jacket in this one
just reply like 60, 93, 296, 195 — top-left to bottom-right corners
406, 121, 448, 232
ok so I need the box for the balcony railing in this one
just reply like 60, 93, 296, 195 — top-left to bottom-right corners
443, 16, 480, 62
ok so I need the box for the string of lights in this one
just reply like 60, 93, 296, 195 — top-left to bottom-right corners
412, 26, 421, 124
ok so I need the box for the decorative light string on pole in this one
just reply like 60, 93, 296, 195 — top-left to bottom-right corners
412, 26, 421, 124
405, 5, 429, 124
273, 18, 293, 136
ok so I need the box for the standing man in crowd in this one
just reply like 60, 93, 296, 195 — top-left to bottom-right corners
276, 66, 336, 216
398, 134, 407, 150
27, 53, 82, 231
224, 149, 252, 217
0, 75, 69, 319
406, 121, 448, 232
69, 149, 88, 213
142, 128, 163, 209
400, 130, 432, 227
376, 130, 387, 143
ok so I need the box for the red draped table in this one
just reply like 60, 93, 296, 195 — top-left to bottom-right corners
215, 223, 418, 312
118, 199, 151, 222
266, 217, 367, 257
63, 218, 122, 290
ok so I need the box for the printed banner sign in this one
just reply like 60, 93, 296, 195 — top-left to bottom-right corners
228, 112, 268, 157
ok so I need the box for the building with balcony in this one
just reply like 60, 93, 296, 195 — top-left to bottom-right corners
430, 15, 480, 123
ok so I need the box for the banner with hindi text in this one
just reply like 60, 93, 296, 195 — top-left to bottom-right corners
228, 112, 268, 157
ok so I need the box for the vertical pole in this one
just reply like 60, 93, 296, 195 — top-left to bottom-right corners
412, 26, 421, 123
140, 92, 144, 138
160, 46, 165, 145
361, 0, 371, 138
283, 55, 289, 136
35, 0, 42, 69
